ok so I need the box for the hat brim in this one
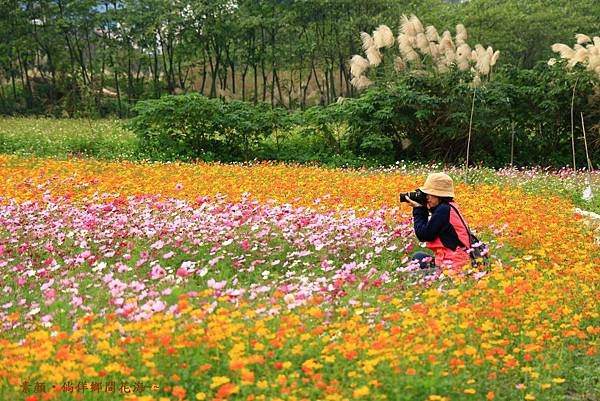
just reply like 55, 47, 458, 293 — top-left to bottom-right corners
419, 186, 455, 198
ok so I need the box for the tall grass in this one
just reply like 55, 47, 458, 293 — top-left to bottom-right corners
0, 117, 138, 159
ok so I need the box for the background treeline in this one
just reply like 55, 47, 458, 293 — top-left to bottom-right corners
129, 64, 599, 167
1, 0, 599, 116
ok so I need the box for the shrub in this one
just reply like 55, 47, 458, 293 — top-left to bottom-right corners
128, 94, 291, 162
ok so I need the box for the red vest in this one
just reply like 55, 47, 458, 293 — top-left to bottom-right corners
426, 202, 471, 269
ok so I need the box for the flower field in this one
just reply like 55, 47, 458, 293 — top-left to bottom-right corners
0, 155, 598, 401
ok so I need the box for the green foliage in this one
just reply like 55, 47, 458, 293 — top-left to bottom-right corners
128, 94, 291, 161
4, 0, 600, 116
335, 64, 600, 167
3, 59, 600, 170
0, 117, 138, 159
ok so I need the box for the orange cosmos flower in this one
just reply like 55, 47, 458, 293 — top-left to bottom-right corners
216, 383, 239, 398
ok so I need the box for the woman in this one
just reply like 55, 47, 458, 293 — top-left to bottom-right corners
404, 172, 471, 270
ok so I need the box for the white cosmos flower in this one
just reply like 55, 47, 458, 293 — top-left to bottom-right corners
583, 185, 594, 201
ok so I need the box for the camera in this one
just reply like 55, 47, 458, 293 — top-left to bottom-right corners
399, 189, 427, 206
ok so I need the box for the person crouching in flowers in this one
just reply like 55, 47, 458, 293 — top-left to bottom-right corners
403, 172, 471, 270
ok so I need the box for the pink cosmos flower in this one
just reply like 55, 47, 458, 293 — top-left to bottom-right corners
150, 265, 166, 279
207, 279, 226, 290
71, 296, 83, 308
43, 289, 56, 300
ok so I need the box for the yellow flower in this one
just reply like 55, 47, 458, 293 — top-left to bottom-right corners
195, 392, 206, 400
552, 377, 566, 384
525, 394, 536, 400
463, 388, 477, 394
210, 376, 231, 389
353, 386, 370, 398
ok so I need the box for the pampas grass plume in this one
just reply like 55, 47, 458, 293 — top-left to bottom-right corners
439, 31, 454, 52
552, 43, 575, 59
350, 55, 370, 77
456, 43, 471, 60
491, 50, 500, 66
456, 43, 471, 70
373, 25, 395, 49
456, 24, 467, 44
573, 47, 588, 63
365, 46, 382, 66
477, 54, 491, 76
429, 42, 440, 58
416, 32, 430, 54
410, 15, 424, 34
360, 32, 374, 52
350, 75, 373, 90
576, 33, 591, 45
426, 25, 439, 42
444, 47, 456, 64
588, 54, 600, 70
400, 14, 416, 36
398, 34, 419, 61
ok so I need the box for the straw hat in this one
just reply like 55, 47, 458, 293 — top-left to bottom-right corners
419, 172, 455, 197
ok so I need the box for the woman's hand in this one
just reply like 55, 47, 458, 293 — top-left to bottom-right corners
404, 197, 423, 208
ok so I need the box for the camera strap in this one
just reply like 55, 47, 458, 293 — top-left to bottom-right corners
449, 203, 473, 249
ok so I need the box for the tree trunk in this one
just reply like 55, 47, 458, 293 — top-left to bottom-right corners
177, 59, 189, 90
200, 51, 207, 95
114, 60, 122, 117
225, 45, 235, 94
302, 67, 313, 109
17, 52, 33, 109
153, 46, 160, 98
274, 69, 284, 108
10, 65, 17, 102
261, 60, 268, 102
260, 27, 267, 102
270, 68, 276, 107
159, 32, 174, 94
241, 64, 249, 102
288, 70, 294, 109
127, 47, 134, 103
207, 41, 221, 98
85, 31, 95, 87
253, 63, 258, 104
100, 57, 105, 94
311, 61, 324, 105
230, 61, 236, 95
328, 65, 336, 101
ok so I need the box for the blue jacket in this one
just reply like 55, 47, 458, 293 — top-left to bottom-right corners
413, 203, 464, 251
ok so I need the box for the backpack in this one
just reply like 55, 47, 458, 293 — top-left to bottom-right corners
449, 204, 491, 267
